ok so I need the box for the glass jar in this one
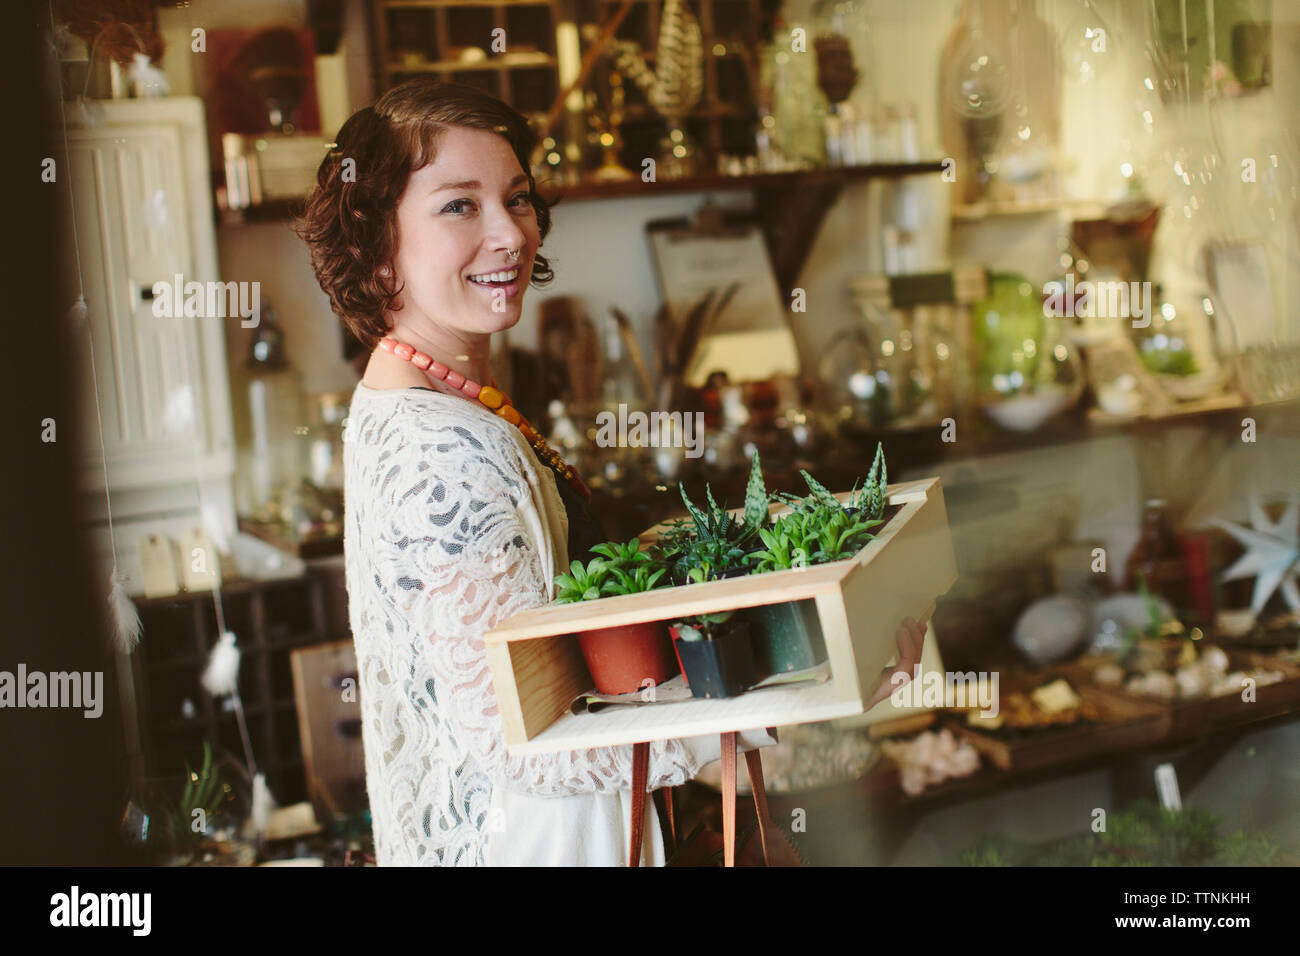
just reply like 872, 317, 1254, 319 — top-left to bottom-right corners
1132, 289, 1231, 402
973, 273, 1084, 431
235, 306, 307, 520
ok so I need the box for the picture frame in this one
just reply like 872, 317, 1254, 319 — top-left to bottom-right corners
646, 205, 801, 388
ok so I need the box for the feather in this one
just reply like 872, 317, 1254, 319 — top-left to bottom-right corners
108, 564, 142, 654
73, 96, 105, 130
200, 631, 241, 697
201, 501, 232, 556
128, 53, 170, 98
162, 385, 196, 437
250, 772, 276, 835
65, 296, 89, 336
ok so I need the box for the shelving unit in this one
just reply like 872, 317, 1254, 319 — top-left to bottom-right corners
115, 563, 351, 809
368, 0, 779, 166
370, 0, 561, 114
949, 197, 1110, 222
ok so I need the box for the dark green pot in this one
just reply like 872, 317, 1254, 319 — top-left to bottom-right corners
748, 600, 827, 675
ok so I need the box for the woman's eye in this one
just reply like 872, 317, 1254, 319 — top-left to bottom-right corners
441, 194, 530, 215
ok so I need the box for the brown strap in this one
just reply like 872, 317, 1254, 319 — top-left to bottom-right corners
662, 786, 676, 849
745, 749, 772, 867
629, 741, 649, 867
721, 732, 738, 867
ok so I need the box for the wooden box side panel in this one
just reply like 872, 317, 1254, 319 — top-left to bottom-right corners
492, 632, 592, 746
841, 482, 958, 703
813, 591, 864, 704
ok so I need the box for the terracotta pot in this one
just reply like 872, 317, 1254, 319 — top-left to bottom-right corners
576, 621, 677, 695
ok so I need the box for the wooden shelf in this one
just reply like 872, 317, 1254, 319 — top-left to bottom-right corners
386, 0, 550, 6
537, 161, 947, 202
387, 53, 556, 71
216, 198, 304, 227
1085, 389, 1246, 426
950, 197, 1109, 221
515, 679, 863, 754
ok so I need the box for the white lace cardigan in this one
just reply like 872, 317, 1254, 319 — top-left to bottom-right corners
342, 382, 728, 866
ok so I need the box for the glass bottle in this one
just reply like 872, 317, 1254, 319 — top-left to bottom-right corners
1125, 498, 1191, 621
235, 305, 307, 522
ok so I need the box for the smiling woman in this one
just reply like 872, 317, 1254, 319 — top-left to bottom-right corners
295, 79, 777, 867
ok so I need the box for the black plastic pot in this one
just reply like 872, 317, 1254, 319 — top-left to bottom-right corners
672, 620, 756, 699
747, 600, 827, 675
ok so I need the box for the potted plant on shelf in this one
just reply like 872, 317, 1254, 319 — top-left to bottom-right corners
669, 611, 757, 699
744, 443, 890, 674
743, 517, 827, 674
554, 544, 678, 695
664, 451, 772, 585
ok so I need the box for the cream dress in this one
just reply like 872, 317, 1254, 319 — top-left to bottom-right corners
343, 383, 767, 866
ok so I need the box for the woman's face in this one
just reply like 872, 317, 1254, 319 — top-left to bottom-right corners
389, 125, 540, 339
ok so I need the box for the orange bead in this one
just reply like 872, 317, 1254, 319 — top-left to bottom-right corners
497, 404, 521, 426
478, 385, 505, 409
518, 422, 537, 443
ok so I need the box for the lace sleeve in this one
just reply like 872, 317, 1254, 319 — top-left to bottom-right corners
376, 413, 704, 798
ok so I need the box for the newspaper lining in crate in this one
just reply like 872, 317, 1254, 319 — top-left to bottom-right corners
483, 477, 958, 754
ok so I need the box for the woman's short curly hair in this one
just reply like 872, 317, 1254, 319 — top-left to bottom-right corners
295, 79, 555, 353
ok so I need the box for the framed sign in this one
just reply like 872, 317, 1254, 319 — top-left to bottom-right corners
647, 207, 801, 388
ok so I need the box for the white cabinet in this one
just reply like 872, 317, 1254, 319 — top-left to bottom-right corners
67, 98, 234, 489
65, 98, 237, 593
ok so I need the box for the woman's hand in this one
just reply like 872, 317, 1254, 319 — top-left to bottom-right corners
865, 616, 928, 710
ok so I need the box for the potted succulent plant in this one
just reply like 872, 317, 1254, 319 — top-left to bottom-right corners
743, 517, 826, 673
669, 611, 756, 699
666, 452, 771, 585
553, 543, 677, 695
744, 444, 890, 673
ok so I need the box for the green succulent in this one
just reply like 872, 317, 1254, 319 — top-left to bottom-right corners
674, 611, 736, 642
676, 535, 748, 584
160, 740, 225, 853
602, 563, 667, 596
745, 520, 813, 573
776, 444, 889, 524
553, 558, 610, 603
805, 504, 882, 562
591, 537, 652, 567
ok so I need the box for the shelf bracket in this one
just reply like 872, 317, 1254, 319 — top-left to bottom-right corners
753, 175, 845, 294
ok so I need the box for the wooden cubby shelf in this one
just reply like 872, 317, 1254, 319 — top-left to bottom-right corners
484, 478, 958, 753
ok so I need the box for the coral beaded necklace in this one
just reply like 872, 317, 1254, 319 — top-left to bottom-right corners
377, 336, 591, 501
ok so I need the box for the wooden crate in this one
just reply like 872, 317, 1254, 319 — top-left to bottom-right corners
483, 477, 957, 753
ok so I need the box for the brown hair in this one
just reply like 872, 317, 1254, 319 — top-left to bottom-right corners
295, 79, 555, 352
